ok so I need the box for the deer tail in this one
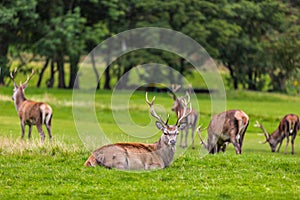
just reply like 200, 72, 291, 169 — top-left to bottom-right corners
40, 104, 52, 125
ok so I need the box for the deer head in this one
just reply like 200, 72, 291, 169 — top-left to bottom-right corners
146, 92, 190, 146
254, 120, 278, 152
10, 68, 35, 101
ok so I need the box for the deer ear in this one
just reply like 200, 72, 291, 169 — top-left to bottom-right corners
155, 121, 165, 130
178, 123, 186, 130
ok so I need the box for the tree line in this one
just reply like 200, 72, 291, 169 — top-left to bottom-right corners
0, 0, 299, 92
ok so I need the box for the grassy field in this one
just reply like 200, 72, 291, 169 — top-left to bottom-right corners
0, 86, 300, 199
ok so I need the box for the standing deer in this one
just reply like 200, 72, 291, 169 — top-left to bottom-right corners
255, 114, 299, 154
198, 110, 249, 154
169, 85, 198, 149
10, 68, 53, 143
84, 93, 191, 170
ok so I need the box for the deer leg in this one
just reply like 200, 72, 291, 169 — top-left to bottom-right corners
239, 129, 246, 154
191, 126, 195, 149
28, 125, 32, 139
276, 139, 283, 152
284, 135, 290, 154
291, 133, 296, 155
45, 119, 52, 141
210, 145, 217, 154
230, 132, 241, 154
217, 143, 221, 153
21, 122, 25, 140
184, 127, 188, 148
180, 130, 184, 148
36, 124, 45, 143
46, 125, 52, 141
221, 143, 227, 152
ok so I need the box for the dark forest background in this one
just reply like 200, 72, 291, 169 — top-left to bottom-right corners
0, 0, 299, 92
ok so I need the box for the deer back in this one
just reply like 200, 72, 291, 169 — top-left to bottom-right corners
85, 143, 164, 170
18, 100, 52, 125
279, 114, 300, 135
207, 110, 249, 149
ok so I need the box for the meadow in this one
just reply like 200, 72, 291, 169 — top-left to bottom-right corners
0, 86, 300, 199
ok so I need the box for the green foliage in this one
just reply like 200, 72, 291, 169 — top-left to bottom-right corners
0, 0, 299, 92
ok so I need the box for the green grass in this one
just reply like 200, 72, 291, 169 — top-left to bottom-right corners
0, 87, 300, 199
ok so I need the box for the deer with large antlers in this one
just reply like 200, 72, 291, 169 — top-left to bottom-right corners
84, 93, 191, 170
255, 114, 299, 154
10, 68, 53, 143
198, 110, 249, 154
169, 85, 199, 149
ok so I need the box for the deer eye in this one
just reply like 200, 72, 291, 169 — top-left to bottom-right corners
163, 132, 168, 135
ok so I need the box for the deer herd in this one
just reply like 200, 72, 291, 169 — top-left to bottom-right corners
9, 69, 300, 170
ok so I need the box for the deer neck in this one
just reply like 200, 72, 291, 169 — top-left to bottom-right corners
175, 103, 184, 117
271, 129, 283, 141
155, 136, 176, 167
14, 89, 27, 111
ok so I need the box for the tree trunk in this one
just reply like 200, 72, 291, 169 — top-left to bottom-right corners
0, 36, 9, 85
91, 50, 100, 90
177, 58, 185, 86
104, 66, 111, 90
57, 53, 66, 88
37, 58, 50, 88
227, 64, 238, 90
103, 47, 111, 90
47, 59, 55, 88
247, 67, 256, 90
68, 55, 80, 89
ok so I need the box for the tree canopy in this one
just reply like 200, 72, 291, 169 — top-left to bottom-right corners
0, 0, 299, 92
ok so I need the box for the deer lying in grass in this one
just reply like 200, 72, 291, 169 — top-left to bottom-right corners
198, 110, 249, 154
10, 69, 53, 143
255, 114, 299, 154
169, 85, 198, 149
84, 93, 191, 170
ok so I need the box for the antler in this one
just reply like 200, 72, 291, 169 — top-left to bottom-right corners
197, 125, 207, 147
10, 68, 18, 86
180, 91, 190, 102
171, 84, 181, 93
254, 120, 270, 141
146, 92, 168, 125
168, 84, 181, 100
23, 69, 35, 86
176, 98, 192, 125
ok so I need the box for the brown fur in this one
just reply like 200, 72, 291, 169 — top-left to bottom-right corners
12, 78, 53, 142
256, 114, 299, 154
171, 95, 198, 149
84, 123, 185, 170
272, 114, 298, 154
84, 93, 190, 170
203, 110, 249, 154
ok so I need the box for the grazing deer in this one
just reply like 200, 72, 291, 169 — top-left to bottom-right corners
255, 114, 299, 154
198, 110, 249, 154
10, 68, 53, 143
169, 85, 198, 149
84, 93, 191, 170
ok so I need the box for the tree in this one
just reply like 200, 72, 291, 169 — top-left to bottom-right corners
0, 0, 38, 85
264, 13, 300, 92
219, 0, 287, 90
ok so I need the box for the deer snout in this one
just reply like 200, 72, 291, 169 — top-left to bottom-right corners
271, 149, 276, 152
170, 139, 176, 145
